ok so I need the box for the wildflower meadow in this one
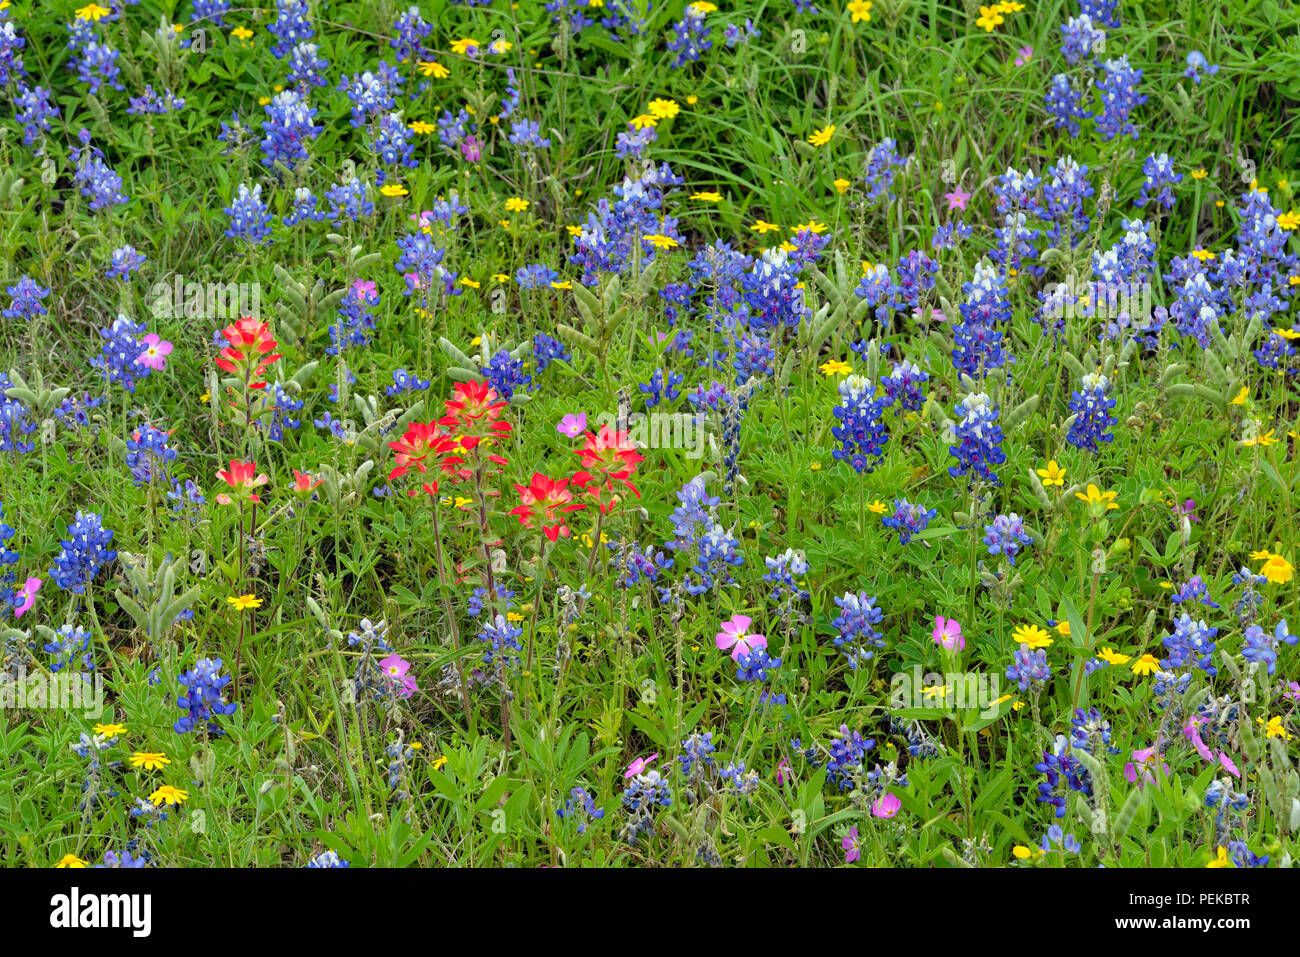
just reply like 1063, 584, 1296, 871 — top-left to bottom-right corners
1, 0, 1299, 897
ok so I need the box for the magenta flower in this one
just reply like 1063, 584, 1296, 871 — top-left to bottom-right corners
351, 278, 377, 298
624, 752, 658, 778
410, 211, 436, 230
1014, 45, 1033, 66
13, 577, 41, 618
1218, 751, 1240, 778
715, 614, 766, 662
1285, 681, 1300, 704
872, 792, 902, 818
842, 826, 860, 864
943, 186, 971, 212
932, 615, 964, 652
557, 413, 587, 438
776, 758, 790, 786
1123, 746, 1168, 787
136, 333, 173, 371
378, 653, 418, 698
1184, 718, 1215, 762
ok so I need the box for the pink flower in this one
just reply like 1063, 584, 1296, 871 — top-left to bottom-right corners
1014, 45, 1033, 66
715, 614, 766, 662
351, 278, 377, 299
842, 825, 860, 864
557, 413, 587, 438
872, 792, 901, 818
1123, 746, 1168, 787
410, 211, 436, 230
378, 653, 418, 698
13, 577, 40, 618
943, 186, 971, 212
1218, 751, 1240, 778
1184, 718, 1215, 762
624, 752, 658, 778
776, 758, 790, 786
136, 333, 173, 371
932, 615, 964, 651
1284, 681, 1300, 704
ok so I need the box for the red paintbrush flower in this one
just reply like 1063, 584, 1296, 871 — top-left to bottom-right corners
574, 425, 643, 497
387, 421, 466, 497
214, 318, 282, 390
508, 472, 587, 541
438, 381, 512, 462
216, 459, 268, 504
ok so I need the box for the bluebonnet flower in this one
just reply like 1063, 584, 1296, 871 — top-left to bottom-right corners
48, 512, 117, 594
339, 65, 402, 128
1035, 734, 1093, 817
325, 177, 375, 225
830, 375, 890, 473
0, 378, 36, 454
509, 119, 552, 150
609, 540, 673, 588
268, 0, 314, 58
799, 724, 875, 792
69, 34, 123, 95
516, 263, 560, 289
477, 614, 524, 669
1162, 613, 1218, 675
1006, 645, 1051, 691
1231, 566, 1268, 625
224, 183, 273, 244
71, 130, 128, 211
44, 623, 95, 675
555, 787, 605, 834
390, 5, 433, 60
736, 647, 782, 682
481, 349, 531, 400
1134, 153, 1182, 210
124, 425, 177, 486
1042, 156, 1094, 248
327, 284, 379, 355
532, 332, 571, 374
983, 513, 1032, 565
13, 85, 59, 151
830, 592, 885, 668
99, 850, 148, 868
1228, 841, 1269, 868
639, 368, 683, 408
174, 657, 238, 734
304, 850, 349, 868
1038, 823, 1082, 854
385, 368, 431, 397
724, 19, 760, 47
1045, 73, 1091, 137
0, 501, 18, 612
286, 42, 329, 89
1070, 707, 1115, 753
666, 6, 711, 67
616, 122, 656, 159
92, 314, 152, 393
1094, 56, 1146, 141
1065, 373, 1117, 451
948, 391, 1006, 486
371, 112, 418, 177
881, 360, 928, 412
1059, 14, 1105, 65
127, 85, 185, 115
1241, 620, 1294, 676
763, 548, 810, 607
1079, 0, 1119, 27
0, 10, 27, 84
261, 90, 322, 170
1183, 50, 1219, 84
621, 769, 671, 844
283, 186, 326, 226
952, 263, 1012, 375
105, 245, 146, 281
2, 275, 48, 321
863, 138, 905, 205
394, 231, 454, 302
1170, 574, 1219, 608
191, 1, 233, 26
881, 499, 937, 545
